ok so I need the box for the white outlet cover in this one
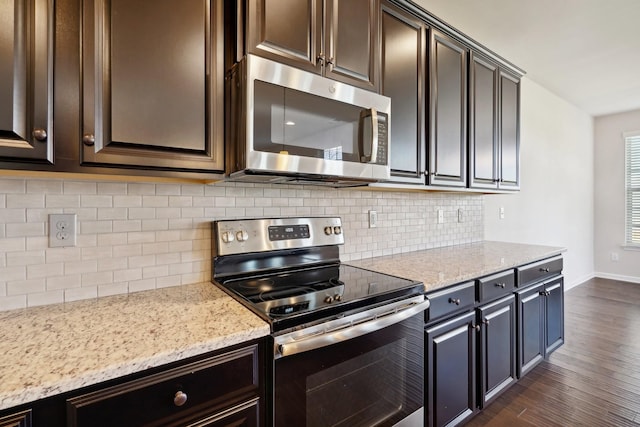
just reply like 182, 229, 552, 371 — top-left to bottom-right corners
49, 213, 77, 248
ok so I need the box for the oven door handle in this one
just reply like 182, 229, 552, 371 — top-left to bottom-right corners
275, 298, 430, 359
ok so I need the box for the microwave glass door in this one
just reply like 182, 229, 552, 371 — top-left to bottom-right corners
254, 81, 366, 162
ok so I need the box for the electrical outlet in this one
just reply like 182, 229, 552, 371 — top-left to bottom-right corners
437, 209, 444, 224
611, 252, 619, 262
499, 206, 505, 220
368, 210, 378, 228
457, 208, 464, 223
49, 214, 77, 248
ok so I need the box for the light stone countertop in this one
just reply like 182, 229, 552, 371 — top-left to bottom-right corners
0, 282, 270, 411
348, 241, 565, 293
0, 240, 564, 412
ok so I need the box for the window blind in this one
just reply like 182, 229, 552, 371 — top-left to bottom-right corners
625, 132, 640, 245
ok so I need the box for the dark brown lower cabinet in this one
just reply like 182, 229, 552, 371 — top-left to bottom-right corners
477, 295, 516, 408
426, 311, 477, 427
426, 262, 563, 427
516, 276, 564, 378
67, 344, 261, 427
0, 410, 31, 427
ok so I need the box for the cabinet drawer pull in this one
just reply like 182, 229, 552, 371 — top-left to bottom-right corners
448, 298, 461, 305
173, 391, 188, 407
82, 134, 96, 146
494, 282, 506, 288
539, 290, 551, 297
482, 318, 490, 325
539, 267, 550, 273
470, 323, 480, 332
32, 128, 47, 142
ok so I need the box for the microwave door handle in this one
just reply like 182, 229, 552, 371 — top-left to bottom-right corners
275, 299, 430, 359
359, 108, 379, 163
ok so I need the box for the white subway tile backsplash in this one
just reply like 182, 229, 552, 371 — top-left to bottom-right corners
47, 273, 82, 291
65, 286, 97, 302
27, 290, 65, 307
0, 178, 483, 309
128, 183, 156, 195
8, 278, 46, 295
0, 295, 26, 311
81, 195, 113, 208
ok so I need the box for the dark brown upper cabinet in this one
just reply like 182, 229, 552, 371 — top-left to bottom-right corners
381, 1, 427, 185
469, 51, 521, 191
469, 53, 499, 189
499, 70, 521, 190
246, 0, 379, 91
428, 30, 468, 188
0, 0, 54, 164
81, 0, 224, 173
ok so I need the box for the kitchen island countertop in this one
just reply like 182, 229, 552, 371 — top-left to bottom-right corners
0, 240, 564, 412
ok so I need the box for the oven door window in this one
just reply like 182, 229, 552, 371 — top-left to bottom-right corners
254, 81, 366, 162
274, 313, 423, 427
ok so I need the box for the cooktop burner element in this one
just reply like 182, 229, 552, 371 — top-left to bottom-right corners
212, 217, 424, 332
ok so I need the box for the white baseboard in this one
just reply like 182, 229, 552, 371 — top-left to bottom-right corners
594, 272, 640, 284
566, 272, 596, 290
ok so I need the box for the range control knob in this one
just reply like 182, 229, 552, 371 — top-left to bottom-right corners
333, 226, 342, 235
221, 231, 235, 243
236, 230, 249, 242
324, 296, 333, 303
334, 294, 342, 301
324, 226, 333, 235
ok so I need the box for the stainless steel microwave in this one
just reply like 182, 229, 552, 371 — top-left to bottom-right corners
225, 54, 391, 187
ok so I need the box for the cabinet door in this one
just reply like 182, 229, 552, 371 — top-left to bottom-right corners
81, 0, 224, 172
381, 1, 426, 184
324, 0, 379, 90
0, 0, 53, 164
516, 283, 545, 378
469, 53, 499, 190
545, 277, 564, 356
426, 311, 476, 427
428, 30, 468, 187
0, 409, 31, 427
498, 71, 520, 190
246, 0, 322, 74
478, 295, 516, 408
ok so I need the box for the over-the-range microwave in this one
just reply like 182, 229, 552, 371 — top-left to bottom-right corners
225, 54, 391, 187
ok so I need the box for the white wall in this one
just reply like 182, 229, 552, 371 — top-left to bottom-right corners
594, 109, 640, 282
484, 78, 595, 289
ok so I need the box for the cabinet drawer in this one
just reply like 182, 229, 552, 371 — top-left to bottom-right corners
426, 281, 476, 322
517, 256, 563, 288
478, 270, 515, 302
67, 345, 259, 427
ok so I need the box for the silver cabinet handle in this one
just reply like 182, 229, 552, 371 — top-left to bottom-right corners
173, 391, 188, 407
32, 129, 47, 142
82, 134, 95, 146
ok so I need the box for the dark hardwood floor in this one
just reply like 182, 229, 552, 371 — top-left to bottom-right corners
466, 277, 640, 427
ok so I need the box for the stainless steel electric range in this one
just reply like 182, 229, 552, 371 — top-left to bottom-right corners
212, 217, 429, 427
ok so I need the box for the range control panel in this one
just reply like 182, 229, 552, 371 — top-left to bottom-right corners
213, 217, 343, 256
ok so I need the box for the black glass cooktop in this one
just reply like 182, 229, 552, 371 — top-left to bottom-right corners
217, 264, 423, 332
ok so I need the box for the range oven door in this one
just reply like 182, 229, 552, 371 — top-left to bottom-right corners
271, 297, 428, 427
